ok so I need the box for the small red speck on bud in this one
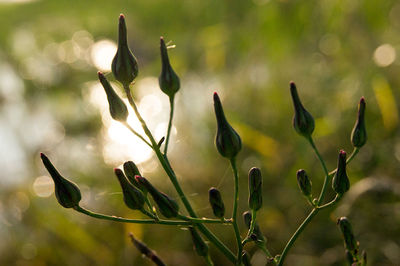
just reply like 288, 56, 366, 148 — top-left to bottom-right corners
340, 150, 346, 156
360, 97, 365, 104
98, 71, 104, 78
40, 152, 45, 158
290, 81, 295, 86
119, 14, 125, 20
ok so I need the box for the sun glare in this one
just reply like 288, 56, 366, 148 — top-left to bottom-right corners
90, 39, 117, 71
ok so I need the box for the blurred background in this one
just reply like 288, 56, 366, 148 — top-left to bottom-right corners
0, 0, 399, 265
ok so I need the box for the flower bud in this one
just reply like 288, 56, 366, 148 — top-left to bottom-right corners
123, 161, 146, 194
129, 233, 166, 266
296, 169, 312, 197
188, 226, 209, 257
242, 211, 264, 242
40, 153, 81, 208
241, 251, 252, 266
337, 217, 358, 252
208, 187, 225, 218
98, 72, 128, 122
248, 167, 263, 211
290, 82, 315, 138
159, 37, 180, 98
114, 168, 145, 210
214, 92, 242, 159
111, 14, 139, 88
332, 150, 350, 195
135, 176, 179, 218
351, 97, 367, 148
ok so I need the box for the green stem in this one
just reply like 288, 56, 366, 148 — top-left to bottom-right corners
164, 96, 175, 155
230, 158, 243, 265
124, 86, 236, 263
122, 122, 152, 148
205, 254, 214, 266
242, 209, 257, 245
75, 206, 192, 225
278, 208, 319, 266
317, 194, 341, 210
307, 137, 330, 205
177, 214, 232, 224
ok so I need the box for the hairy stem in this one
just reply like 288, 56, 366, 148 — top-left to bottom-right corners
230, 158, 243, 265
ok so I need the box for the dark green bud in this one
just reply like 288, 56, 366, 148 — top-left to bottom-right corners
332, 150, 350, 195
214, 92, 242, 159
296, 169, 312, 197
241, 251, 252, 266
112, 14, 139, 88
135, 176, 179, 218
351, 97, 367, 148
337, 217, 358, 252
290, 82, 315, 138
114, 168, 145, 210
188, 226, 209, 257
242, 211, 264, 242
159, 37, 180, 98
208, 187, 225, 218
98, 71, 128, 122
248, 167, 263, 211
123, 161, 146, 194
40, 153, 81, 208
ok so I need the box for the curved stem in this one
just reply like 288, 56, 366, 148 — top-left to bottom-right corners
122, 122, 152, 148
123, 86, 236, 263
307, 137, 330, 205
242, 209, 257, 245
164, 96, 175, 155
230, 158, 243, 265
278, 208, 319, 266
205, 254, 214, 266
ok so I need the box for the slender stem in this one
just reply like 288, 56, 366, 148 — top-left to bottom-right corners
230, 158, 243, 265
259, 245, 274, 260
242, 209, 257, 245
278, 143, 360, 266
122, 122, 152, 148
123, 85, 236, 263
307, 137, 330, 205
164, 96, 175, 155
278, 208, 319, 266
177, 214, 232, 224
75, 206, 192, 225
205, 254, 214, 266
328, 147, 359, 177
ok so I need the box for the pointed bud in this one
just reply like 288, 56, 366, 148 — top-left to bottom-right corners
208, 187, 225, 218
123, 161, 147, 194
40, 153, 81, 208
98, 72, 128, 121
351, 97, 367, 148
248, 167, 263, 211
111, 14, 139, 88
135, 176, 179, 218
241, 251, 252, 266
296, 169, 312, 197
188, 226, 209, 257
332, 150, 350, 195
242, 211, 264, 242
114, 168, 145, 210
290, 82, 315, 138
214, 92, 242, 159
159, 37, 180, 98
129, 233, 166, 266
337, 217, 358, 252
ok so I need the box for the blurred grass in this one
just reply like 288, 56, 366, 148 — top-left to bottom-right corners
0, 0, 399, 265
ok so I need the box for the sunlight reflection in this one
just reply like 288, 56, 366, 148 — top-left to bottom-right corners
373, 44, 396, 67
32, 176, 53, 198
90, 39, 117, 71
